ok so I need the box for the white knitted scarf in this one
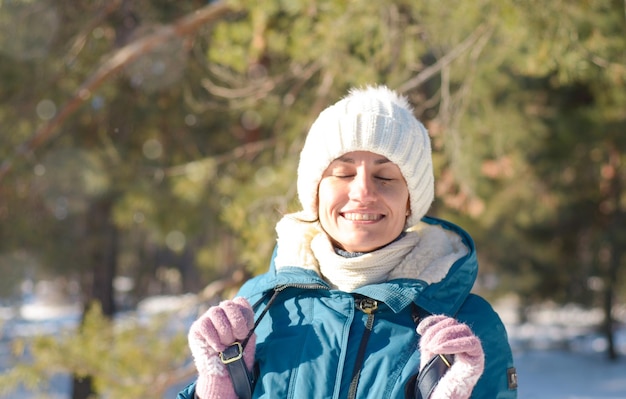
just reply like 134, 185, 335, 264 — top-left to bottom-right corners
274, 213, 468, 292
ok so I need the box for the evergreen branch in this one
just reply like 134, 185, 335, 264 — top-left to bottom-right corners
397, 24, 490, 94
0, 1, 234, 182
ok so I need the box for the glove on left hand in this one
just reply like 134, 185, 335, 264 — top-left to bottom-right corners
417, 315, 485, 399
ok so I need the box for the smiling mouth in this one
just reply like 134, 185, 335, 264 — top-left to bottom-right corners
342, 213, 384, 221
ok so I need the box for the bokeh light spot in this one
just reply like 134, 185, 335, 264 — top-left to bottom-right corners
165, 230, 186, 252
184, 114, 197, 126
143, 139, 163, 160
255, 166, 276, 187
33, 164, 46, 176
36, 99, 57, 120
133, 211, 145, 224
241, 110, 262, 130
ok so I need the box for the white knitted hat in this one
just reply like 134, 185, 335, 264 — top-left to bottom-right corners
297, 85, 434, 227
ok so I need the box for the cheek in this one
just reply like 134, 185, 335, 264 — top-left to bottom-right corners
316, 185, 330, 219
380, 185, 409, 206
389, 189, 410, 220
317, 180, 340, 211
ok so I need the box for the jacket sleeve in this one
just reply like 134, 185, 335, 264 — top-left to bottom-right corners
176, 381, 196, 399
457, 294, 518, 399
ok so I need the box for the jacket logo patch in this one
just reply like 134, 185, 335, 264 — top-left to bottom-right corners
507, 367, 518, 390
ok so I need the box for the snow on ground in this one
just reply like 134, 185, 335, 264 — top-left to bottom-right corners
1, 295, 625, 399
514, 350, 626, 399
497, 297, 626, 399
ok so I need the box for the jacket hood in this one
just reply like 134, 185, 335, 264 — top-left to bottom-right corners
239, 216, 478, 317
411, 216, 478, 316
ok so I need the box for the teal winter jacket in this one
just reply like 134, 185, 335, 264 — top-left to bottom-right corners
178, 217, 517, 399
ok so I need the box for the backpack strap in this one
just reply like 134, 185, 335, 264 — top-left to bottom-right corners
221, 342, 254, 399
405, 303, 454, 399
220, 295, 454, 399
219, 288, 281, 399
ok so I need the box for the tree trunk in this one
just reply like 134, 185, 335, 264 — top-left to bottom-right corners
71, 196, 118, 399
71, 376, 94, 399
602, 257, 617, 361
601, 145, 623, 362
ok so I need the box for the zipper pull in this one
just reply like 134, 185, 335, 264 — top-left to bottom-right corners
356, 298, 378, 314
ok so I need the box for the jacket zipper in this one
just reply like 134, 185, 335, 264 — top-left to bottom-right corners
274, 282, 330, 292
258, 284, 377, 399
347, 297, 378, 399
248, 283, 329, 343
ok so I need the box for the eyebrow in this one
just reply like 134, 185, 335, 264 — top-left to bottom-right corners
335, 155, 391, 165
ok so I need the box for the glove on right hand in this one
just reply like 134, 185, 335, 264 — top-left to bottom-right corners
188, 297, 256, 399
416, 315, 485, 399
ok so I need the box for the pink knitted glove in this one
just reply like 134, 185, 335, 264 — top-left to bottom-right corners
417, 315, 485, 399
188, 297, 256, 399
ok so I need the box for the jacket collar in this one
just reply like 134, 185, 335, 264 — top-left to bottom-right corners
243, 217, 477, 316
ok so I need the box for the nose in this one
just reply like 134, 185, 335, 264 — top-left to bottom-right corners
349, 171, 376, 203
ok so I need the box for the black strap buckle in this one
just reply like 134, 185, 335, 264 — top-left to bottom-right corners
220, 342, 244, 364
219, 342, 254, 399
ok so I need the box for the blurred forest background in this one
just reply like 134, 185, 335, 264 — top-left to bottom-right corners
0, 0, 625, 398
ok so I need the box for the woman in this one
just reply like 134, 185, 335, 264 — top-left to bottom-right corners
178, 86, 517, 399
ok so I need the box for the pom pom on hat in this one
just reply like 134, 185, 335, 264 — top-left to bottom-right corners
296, 85, 434, 227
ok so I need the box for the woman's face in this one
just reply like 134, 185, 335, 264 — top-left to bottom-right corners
318, 151, 410, 253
